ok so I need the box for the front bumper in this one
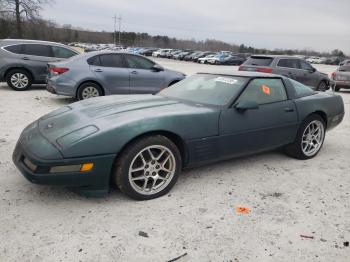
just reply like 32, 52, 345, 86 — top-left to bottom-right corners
13, 141, 116, 196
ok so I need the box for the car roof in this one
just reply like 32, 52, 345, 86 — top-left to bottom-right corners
197, 71, 283, 78
249, 54, 302, 59
0, 39, 72, 48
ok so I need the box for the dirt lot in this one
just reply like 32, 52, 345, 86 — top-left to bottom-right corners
0, 60, 349, 262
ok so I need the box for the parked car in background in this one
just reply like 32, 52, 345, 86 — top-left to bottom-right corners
216, 55, 246, 65
306, 56, 327, 64
0, 39, 79, 90
138, 48, 159, 56
14, 72, 344, 199
46, 51, 186, 100
239, 55, 330, 91
175, 50, 194, 60
193, 51, 215, 62
207, 53, 231, 64
184, 51, 201, 61
198, 54, 216, 64
331, 60, 350, 91
167, 50, 182, 59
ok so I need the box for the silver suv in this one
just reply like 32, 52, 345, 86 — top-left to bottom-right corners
239, 55, 330, 91
0, 39, 79, 91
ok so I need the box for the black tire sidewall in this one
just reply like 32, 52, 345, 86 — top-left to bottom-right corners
6, 69, 32, 91
286, 114, 326, 160
77, 82, 103, 100
114, 135, 182, 200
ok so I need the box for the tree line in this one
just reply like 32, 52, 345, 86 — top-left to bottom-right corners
0, 1, 347, 57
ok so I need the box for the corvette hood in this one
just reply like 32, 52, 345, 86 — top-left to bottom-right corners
37, 95, 218, 152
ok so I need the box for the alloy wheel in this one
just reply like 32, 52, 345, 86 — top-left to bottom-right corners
10, 73, 29, 89
81, 86, 100, 99
128, 145, 176, 195
301, 120, 325, 156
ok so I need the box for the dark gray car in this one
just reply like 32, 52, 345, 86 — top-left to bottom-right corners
46, 51, 186, 100
0, 39, 79, 90
239, 55, 330, 91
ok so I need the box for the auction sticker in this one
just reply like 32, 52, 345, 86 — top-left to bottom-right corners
215, 77, 238, 85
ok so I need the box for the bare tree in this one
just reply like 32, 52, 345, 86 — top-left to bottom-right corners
2, 0, 53, 38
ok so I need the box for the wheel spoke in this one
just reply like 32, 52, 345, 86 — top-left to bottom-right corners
142, 178, 149, 190
132, 175, 145, 181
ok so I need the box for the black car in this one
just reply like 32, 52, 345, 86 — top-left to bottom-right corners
139, 48, 159, 56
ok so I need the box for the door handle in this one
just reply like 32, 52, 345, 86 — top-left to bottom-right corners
284, 107, 294, 112
94, 69, 103, 72
22, 57, 29, 60
131, 71, 138, 74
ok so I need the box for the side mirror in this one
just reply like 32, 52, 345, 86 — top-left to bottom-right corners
151, 64, 164, 72
235, 100, 259, 111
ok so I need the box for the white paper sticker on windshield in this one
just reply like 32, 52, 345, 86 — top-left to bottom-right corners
215, 77, 238, 85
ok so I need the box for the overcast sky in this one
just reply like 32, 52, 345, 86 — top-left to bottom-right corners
42, 0, 350, 54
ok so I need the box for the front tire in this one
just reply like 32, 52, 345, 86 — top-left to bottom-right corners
285, 114, 326, 160
77, 82, 103, 100
6, 69, 32, 91
114, 135, 182, 200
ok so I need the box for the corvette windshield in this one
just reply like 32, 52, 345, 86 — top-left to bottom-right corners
159, 74, 247, 106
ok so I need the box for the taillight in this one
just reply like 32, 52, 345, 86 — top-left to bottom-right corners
238, 65, 244, 71
256, 67, 273, 73
331, 72, 336, 79
49, 67, 69, 75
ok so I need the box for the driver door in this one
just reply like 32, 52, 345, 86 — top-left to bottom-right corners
219, 78, 298, 158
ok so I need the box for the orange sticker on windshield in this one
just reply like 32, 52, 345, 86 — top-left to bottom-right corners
261, 84, 271, 95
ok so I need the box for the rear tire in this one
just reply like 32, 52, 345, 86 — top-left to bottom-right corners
284, 114, 326, 160
114, 135, 182, 200
6, 69, 32, 91
77, 82, 103, 100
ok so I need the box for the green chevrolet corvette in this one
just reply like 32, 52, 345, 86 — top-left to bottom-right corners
13, 72, 344, 200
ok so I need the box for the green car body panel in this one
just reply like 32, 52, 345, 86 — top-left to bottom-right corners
12, 73, 345, 196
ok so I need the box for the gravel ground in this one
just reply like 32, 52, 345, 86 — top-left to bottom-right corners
0, 60, 349, 262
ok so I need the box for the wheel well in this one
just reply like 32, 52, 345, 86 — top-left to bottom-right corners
5, 67, 33, 81
312, 111, 328, 127
119, 131, 188, 166
77, 80, 105, 97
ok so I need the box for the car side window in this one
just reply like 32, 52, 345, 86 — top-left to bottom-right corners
22, 44, 52, 57
4, 44, 23, 54
125, 55, 154, 70
238, 78, 287, 105
99, 54, 124, 68
299, 60, 313, 71
51, 46, 77, 59
277, 59, 299, 69
87, 55, 101, 66
289, 79, 314, 97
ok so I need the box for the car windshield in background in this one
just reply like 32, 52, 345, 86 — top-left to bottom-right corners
245, 57, 273, 66
159, 74, 247, 106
